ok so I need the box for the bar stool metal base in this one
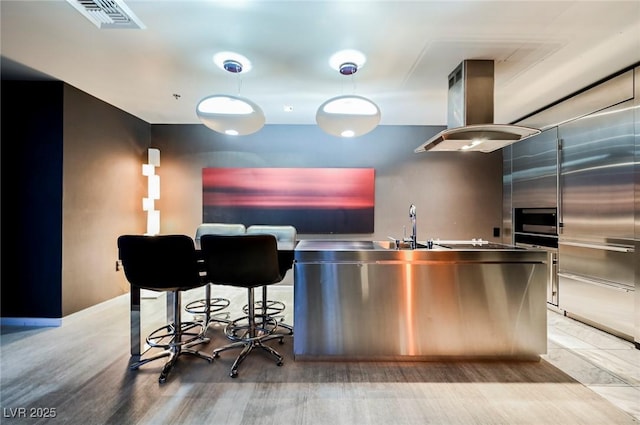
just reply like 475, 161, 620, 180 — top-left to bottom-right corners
212, 287, 284, 378
130, 329, 213, 384
130, 292, 213, 384
242, 285, 293, 336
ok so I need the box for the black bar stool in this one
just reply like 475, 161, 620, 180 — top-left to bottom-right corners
117, 234, 212, 384
200, 234, 285, 378
245, 225, 296, 336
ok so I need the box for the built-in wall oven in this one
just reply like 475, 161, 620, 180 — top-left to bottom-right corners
514, 208, 558, 305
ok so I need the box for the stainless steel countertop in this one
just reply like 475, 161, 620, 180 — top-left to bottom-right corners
294, 239, 547, 264
295, 239, 525, 251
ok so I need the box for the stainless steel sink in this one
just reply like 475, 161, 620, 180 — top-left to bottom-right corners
374, 240, 447, 250
374, 240, 402, 249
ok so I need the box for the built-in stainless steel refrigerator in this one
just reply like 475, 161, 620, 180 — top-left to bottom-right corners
557, 89, 637, 342
511, 66, 639, 347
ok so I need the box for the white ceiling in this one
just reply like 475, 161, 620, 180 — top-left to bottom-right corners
1, 0, 639, 128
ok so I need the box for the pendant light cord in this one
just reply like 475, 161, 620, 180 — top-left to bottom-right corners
236, 75, 243, 96
339, 73, 357, 95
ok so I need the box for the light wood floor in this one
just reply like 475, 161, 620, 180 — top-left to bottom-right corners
1, 284, 638, 425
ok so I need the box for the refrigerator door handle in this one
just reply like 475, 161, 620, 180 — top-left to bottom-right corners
557, 272, 633, 292
558, 241, 634, 253
557, 137, 563, 231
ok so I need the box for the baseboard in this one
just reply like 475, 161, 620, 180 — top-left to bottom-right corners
0, 317, 62, 327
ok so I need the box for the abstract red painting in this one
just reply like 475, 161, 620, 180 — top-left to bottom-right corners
203, 168, 375, 233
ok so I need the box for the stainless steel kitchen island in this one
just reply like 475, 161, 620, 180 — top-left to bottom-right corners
293, 240, 548, 361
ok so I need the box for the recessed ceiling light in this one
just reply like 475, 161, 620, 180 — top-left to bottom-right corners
329, 49, 366, 72
339, 62, 358, 76
222, 60, 243, 74
213, 52, 252, 73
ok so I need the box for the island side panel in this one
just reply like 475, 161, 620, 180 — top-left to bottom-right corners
293, 252, 547, 360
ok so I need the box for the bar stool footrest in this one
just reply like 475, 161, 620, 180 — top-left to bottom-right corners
224, 315, 279, 342
242, 300, 285, 316
146, 321, 205, 349
185, 297, 230, 315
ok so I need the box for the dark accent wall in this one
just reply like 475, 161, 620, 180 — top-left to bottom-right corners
1, 80, 150, 320
1, 81, 64, 318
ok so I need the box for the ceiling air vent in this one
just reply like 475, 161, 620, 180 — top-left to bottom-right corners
66, 0, 145, 29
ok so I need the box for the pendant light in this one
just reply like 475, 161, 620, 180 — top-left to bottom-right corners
316, 50, 381, 138
196, 54, 265, 136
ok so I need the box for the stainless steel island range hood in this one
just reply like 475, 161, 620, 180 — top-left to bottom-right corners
415, 60, 540, 153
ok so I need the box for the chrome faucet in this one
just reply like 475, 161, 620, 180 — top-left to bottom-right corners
409, 204, 417, 249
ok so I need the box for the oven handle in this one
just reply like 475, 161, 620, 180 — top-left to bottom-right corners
558, 241, 634, 253
515, 242, 557, 251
